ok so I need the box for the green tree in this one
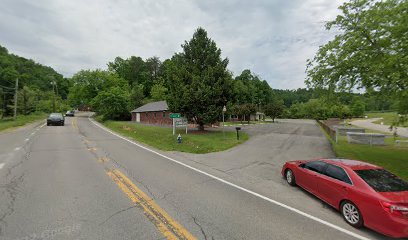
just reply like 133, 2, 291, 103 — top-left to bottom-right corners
350, 98, 365, 117
91, 87, 130, 120
166, 27, 232, 130
303, 99, 329, 120
68, 70, 128, 107
130, 84, 145, 109
150, 83, 167, 101
18, 86, 36, 115
264, 100, 284, 122
306, 0, 408, 92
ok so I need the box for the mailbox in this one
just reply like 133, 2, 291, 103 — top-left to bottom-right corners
235, 127, 241, 140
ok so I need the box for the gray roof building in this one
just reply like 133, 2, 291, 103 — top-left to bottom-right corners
131, 101, 168, 113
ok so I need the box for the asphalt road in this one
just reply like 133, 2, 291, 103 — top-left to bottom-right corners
0, 114, 391, 240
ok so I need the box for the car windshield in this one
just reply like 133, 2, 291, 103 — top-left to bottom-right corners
355, 169, 408, 192
50, 113, 62, 117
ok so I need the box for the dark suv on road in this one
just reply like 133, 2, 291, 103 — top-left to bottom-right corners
47, 113, 65, 126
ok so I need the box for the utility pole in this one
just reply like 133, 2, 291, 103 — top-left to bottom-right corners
51, 81, 56, 112
13, 77, 19, 120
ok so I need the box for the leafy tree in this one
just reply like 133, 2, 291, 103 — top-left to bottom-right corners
350, 98, 365, 117
17, 86, 36, 115
264, 100, 284, 122
166, 27, 232, 130
150, 83, 167, 101
306, 0, 408, 93
108, 56, 162, 97
68, 70, 128, 107
91, 87, 130, 120
35, 93, 69, 113
233, 69, 273, 106
398, 91, 408, 115
130, 84, 145, 109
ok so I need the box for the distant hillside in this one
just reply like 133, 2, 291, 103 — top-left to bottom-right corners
0, 44, 70, 116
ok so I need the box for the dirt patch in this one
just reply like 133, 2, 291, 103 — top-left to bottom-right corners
122, 125, 132, 131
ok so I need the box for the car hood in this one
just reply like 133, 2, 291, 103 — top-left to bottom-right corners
379, 191, 408, 203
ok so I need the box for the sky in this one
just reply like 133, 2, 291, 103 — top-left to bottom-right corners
0, 0, 344, 90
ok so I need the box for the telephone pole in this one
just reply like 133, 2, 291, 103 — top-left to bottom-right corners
13, 77, 19, 120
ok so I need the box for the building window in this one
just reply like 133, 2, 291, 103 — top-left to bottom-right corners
146, 112, 148, 118
154, 112, 157, 118
163, 111, 166, 118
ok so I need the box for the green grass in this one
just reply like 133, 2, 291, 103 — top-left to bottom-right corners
365, 111, 408, 127
0, 113, 47, 132
102, 121, 249, 154
321, 130, 408, 180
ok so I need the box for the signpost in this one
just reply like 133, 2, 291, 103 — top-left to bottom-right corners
170, 113, 187, 135
169, 113, 181, 118
222, 105, 226, 139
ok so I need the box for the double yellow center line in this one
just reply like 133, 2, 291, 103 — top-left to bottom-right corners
107, 169, 196, 240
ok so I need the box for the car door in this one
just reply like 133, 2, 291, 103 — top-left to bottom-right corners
318, 164, 352, 208
296, 161, 328, 195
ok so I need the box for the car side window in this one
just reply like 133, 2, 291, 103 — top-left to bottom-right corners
302, 161, 327, 174
324, 164, 352, 185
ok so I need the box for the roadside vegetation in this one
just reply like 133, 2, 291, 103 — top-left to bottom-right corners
320, 129, 408, 181
334, 139, 408, 181
0, 112, 47, 132
103, 121, 248, 154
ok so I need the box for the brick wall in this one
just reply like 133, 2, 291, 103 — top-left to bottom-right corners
132, 111, 172, 126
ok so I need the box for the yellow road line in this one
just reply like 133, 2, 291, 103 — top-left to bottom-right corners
97, 157, 109, 163
71, 117, 79, 130
107, 169, 196, 240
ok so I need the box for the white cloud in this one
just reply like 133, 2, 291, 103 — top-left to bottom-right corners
0, 0, 345, 89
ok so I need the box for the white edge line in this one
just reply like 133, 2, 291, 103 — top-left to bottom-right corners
0, 163, 4, 169
88, 118, 371, 240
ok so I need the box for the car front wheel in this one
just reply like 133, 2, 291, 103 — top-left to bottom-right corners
285, 169, 296, 186
341, 201, 363, 228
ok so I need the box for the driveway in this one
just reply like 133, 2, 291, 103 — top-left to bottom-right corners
171, 119, 334, 182
165, 120, 389, 238
351, 118, 408, 137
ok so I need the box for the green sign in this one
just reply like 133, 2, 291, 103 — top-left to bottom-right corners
169, 113, 181, 118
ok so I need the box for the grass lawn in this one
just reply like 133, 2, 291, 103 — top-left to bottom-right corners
324, 133, 408, 180
0, 113, 47, 132
365, 111, 408, 127
102, 121, 249, 154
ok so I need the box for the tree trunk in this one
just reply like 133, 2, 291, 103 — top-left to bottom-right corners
272, 117, 275, 123
198, 123, 205, 131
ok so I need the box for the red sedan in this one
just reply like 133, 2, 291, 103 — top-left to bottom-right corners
281, 158, 408, 238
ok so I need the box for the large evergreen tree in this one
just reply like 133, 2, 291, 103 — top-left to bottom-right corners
166, 28, 232, 130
